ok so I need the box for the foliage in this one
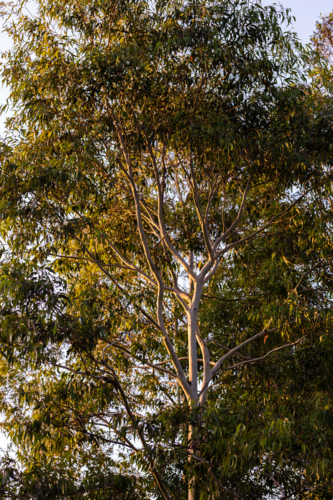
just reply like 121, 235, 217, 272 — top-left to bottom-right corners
0, 0, 333, 498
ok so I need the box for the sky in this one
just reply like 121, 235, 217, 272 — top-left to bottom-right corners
262, 0, 332, 43
0, 0, 332, 449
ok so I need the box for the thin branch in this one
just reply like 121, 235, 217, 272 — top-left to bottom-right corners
188, 154, 214, 257
207, 339, 252, 360
149, 356, 215, 366
48, 361, 118, 387
85, 431, 136, 450
74, 236, 162, 331
199, 320, 297, 396
100, 345, 172, 500
294, 259, 325, 292
203, 257, 220, 285
131, 112, 197, 280
219, 337, 304, 373
98, 230, 189, 307
215, 187, 313, 259
129, 363, 178, 379
185, 449, 239, 499
213, 177, 251, 250
264, 473, 286, 499
109, 127, 190, 393
99, 233, 158, 287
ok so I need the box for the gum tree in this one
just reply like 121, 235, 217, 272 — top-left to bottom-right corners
0, 0, 333, 498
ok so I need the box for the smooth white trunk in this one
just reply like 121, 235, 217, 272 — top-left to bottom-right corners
188, 481, 200, 500
188, 312, 198, 397
188, 424, 200, 500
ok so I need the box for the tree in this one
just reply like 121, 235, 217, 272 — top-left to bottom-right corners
0, 0, 333, 498
312, 12, 333, 64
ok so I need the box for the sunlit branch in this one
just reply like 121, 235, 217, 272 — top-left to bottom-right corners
199, 320, 298, 396
213, 177, 251, 250
215, 187, 313, 260
188, 154, 214, 257
219, 337, 304, 373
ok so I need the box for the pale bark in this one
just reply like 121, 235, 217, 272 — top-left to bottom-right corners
188, 417, 200, 500
78, 108, 312, 500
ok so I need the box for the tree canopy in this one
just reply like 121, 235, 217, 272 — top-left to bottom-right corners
0, 0, 333, 498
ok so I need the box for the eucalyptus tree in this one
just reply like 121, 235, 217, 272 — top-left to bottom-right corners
0, 0, 333, 499
312, 11, 333, 64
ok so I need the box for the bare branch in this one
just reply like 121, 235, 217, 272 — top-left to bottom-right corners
99, 346, 173, 500
149, 357, 215, 366
196, 325, 211, 406
219, 337, 304, 373
264, 473, 286, 499
133, 363, 178, 379
74, 236, 163, 331
203, 257, 220, 285
48, 361, 117, 385
102, 342, 178, 379
131, 114, 197, 280
99, 232, 158, 287
293, 259, 325, 292
207, 339, 252, 359
188, 154, 214, 257
213, 176, 251, 251
216, 187, 313, 259
199, 320, 297, 396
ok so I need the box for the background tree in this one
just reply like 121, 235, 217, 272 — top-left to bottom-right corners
0, 0, 333, 498
312, 12, 333, 64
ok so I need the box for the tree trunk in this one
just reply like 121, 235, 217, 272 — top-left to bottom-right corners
188, 479, 200, 500
187, 262, 202, 500
188, 424, 200, 500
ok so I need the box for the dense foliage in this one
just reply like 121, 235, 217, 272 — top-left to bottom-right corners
0, 0, 333, 498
